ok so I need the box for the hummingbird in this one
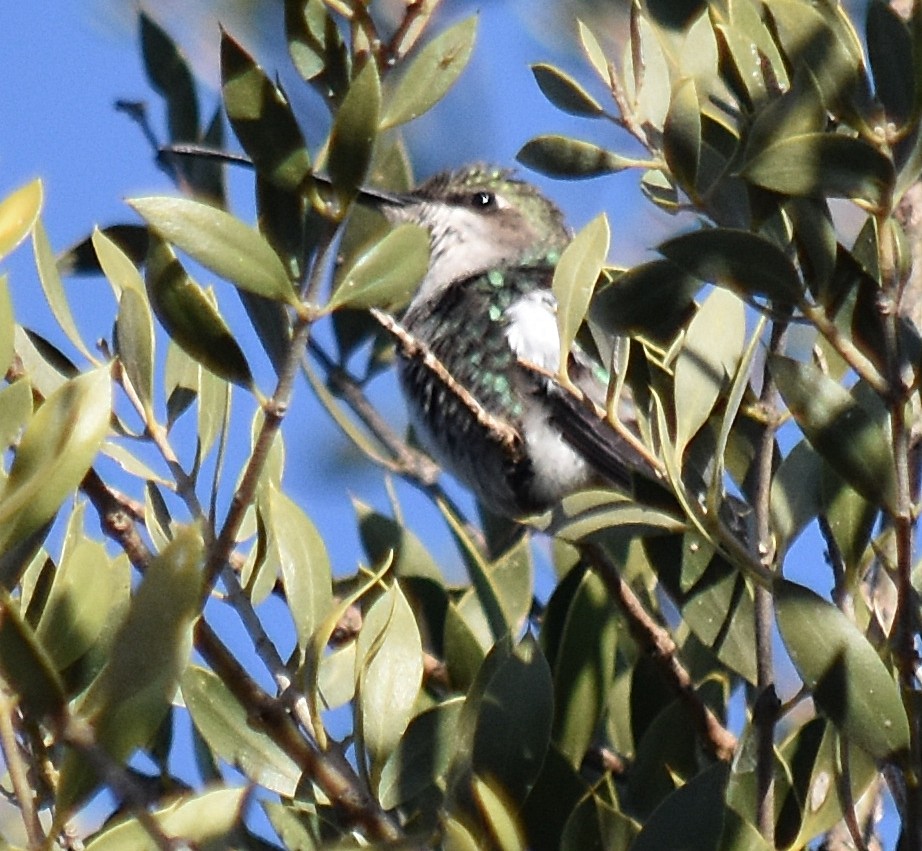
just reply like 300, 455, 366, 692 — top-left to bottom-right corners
357, 164, 655, 518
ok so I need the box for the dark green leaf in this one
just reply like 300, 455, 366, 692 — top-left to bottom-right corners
867, 1, 914, 125
518, 135, 644, 179
775, 579, 909, 760
531, 63, 603, 118
130, 195, 297, 305
221, 32, 313, 193
659, 228, 804, 303
770, 439, 823, 555
115, 287, 155, 414
770, 355, 897, 511
145, 237, 254, 389
381, 17, 478, 129
664, 78, 701, 194
740, 133, 894, 210
285, 0, 349, 94
328, 60, 381, 198
140, 13, 199, 142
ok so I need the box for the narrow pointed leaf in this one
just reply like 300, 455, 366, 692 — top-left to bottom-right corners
381, 16, 478, 129
328, 223, 429, 310
329, 60, 381, 196
0, 368, 111, 552
553, 213, 608, 379
518, 135, 643, 179
140, 13, 199, 142
145, 236, 254, 389
770, 356, 897, 511
91, 227, 146, 295
663, 78, 701, 193
130, 195, 297, 306
0, 179, 42, 261
775, 579, 909, 760
115, 287, 155, 413
221, 32, 312, 193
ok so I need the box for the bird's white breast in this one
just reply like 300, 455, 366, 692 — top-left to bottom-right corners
503, 290, 561, 372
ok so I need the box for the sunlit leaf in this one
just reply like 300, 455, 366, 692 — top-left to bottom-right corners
0, 179, 42, 261
115, 287, 155, 414
775, 579, 909, 760
328, 223, 429, 310
553, 213, 608, 381
130, 195, 297, 306
182, 665, 302, 796
0, 368, 111, 553
381, 16, 478, 129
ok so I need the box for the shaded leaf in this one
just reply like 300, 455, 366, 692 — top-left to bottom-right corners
770, 355, 896, 511
145, 236, 254, 389
221, 32, 312, 193
532, 63, 603, 118
659, 228, 803, 303
0, 368, 111, 553
770, 439, 823, 555
328, 223, 429, 310
740, 134, 894, 210
0, 178, 41, 261
664, 78, 701, 194
115, 287, 155, 414
182, 665, 302, 796
328, 60, 381, 198
130, 195, 297, 306
381, 16, 478, 129
140, 13, 198, 142
553, 213, 609, 381
775, 579, 910, 760
867, 1, 914, 126
518, 135, 644, 179
285, 0, 349, 93
58, 525, 203, 810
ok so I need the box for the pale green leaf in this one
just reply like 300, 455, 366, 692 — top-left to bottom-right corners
0, 179, 42, 261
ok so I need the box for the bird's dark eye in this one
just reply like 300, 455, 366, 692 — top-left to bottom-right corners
471, 190, 496, 209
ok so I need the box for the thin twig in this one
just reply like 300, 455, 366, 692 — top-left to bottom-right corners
582, 543, 738, 761
0, 693, 45, 849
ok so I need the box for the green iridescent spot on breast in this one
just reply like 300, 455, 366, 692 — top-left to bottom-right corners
487, 268, 504, 288
489, 304, 503, 322
491, 373, 510, 396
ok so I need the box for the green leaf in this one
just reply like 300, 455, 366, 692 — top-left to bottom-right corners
355, 500, 442, 582
35, 512, 125, 671
381, 16, 478, 129
221, 31, 313, 193
775, 579, 910, 760
182, 665, 302, 796
0, 588, 67, 720
91, 227, 146, 295
471, 774, 526, 851
0, 275, 12, 376
33, 220, 93, 361
674, 288, 745, 455
547, 568, 617, 767
770, 439, 823, 555
740, 134, 894, 210
130, 195, 297, 306
539, 490, 686, 542
140, 13, 199, 142
531, 63, 603, 118
577, 20, 610, 86
631, 763, 730, 851
0, 379, 32, 452
84, 786, 246, 850
355, 582, 423, 787
57, 525, 204, 811
260, 483, 333, 652
518, 135, 643, 179
378, 696, 464, 809
145, 236, 254, 389
663, 78, 701, 194
0, 178, 42, 262
115, 287, 155, 414
624, 13, 671, 129
262, 801, 319, 851
553, 213, 609, 380
328, 59, 381, 197
328, 223, 429, 310
0, 368, 111, 553
659, 228, 804, 303
867, 1, 914, 126
770, 355, 897, 511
